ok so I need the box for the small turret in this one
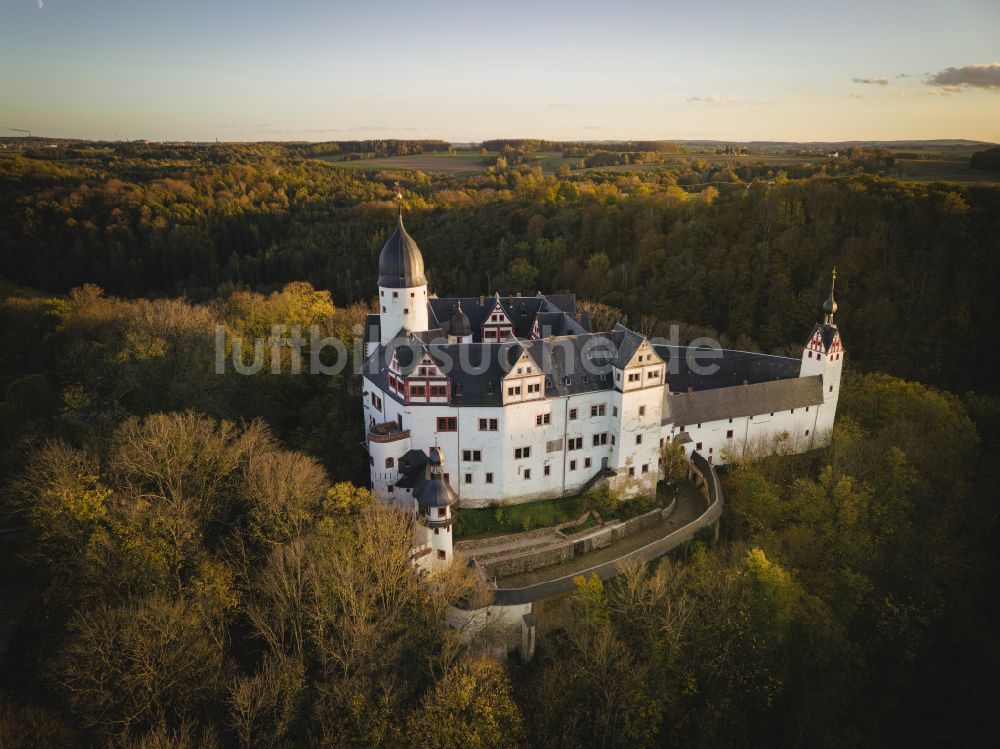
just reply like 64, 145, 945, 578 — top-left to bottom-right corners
448, 301, 473, 343
414, 445, 456, 568
822, 267, 838, 325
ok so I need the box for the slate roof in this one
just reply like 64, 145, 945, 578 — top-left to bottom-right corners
378, 215, 427, 288
364, 331, 634, 407
652, 344, 802, 392
427, 292, 588, 341
809, 323, 840, 351
665, 375, 824, 426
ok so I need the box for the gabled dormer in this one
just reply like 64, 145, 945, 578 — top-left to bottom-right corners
481, 293, 515, 342
399, 345, 451, 405
613, 331, 665, 391
502, 347, 546, 404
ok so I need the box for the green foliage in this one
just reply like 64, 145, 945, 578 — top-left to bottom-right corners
407, 657, 524, 749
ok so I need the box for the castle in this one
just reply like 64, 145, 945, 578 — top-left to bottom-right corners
362, 214, 843, 571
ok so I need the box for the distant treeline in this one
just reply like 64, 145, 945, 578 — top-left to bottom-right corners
481, 139, 685, 153
970, 145, 1000, 173
1, 144, 998, 396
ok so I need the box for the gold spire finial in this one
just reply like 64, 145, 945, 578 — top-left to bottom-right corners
394, 181, 403, 218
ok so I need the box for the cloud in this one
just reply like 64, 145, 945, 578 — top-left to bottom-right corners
686, 95, 733, 105
924, 63, 1000, 91
852, 76, 889, 86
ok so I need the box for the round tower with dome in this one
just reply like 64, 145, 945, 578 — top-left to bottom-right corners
413, 445, 457, 571
377, 211, 429, 345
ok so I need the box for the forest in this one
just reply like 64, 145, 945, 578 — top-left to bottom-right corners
1, 143, 999, 748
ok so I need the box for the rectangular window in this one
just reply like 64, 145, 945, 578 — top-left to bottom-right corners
696, 442, 703, 450
464, 473, 472, 484
628, 467, 635, 477
485, 472, 494, 483
639, 405, 646, 416
592, 432, 608, 446
584, 457, 592, 468
636, 435, 642, 445
410, 386, 425, 397
590, 404, 606, 417
524, 469, 531, 480
613, 406, 618, 417
805, 429, 810, 437
569, 459, 577, 471
462, 450, 482, 462
647, 370, 656, 379
543, 465, 550, 476
514, 446, 531, 459
569, 408, 578, 420
726, 429, 734, 439
436, 417, 457, 432
490, 418, 498, 431
642, 464, 649, 474
536, 413, 550, 426
568, 437, 583, 451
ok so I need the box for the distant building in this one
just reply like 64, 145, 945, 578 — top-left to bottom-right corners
361, 215, 844, 570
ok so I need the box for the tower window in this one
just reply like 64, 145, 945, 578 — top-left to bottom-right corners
392, 291, 398, 298
403, 308, 409, 314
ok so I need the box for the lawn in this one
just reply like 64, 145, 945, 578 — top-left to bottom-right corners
453, 482, 674, 539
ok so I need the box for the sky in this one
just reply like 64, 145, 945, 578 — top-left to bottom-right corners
1, 0, 999, 143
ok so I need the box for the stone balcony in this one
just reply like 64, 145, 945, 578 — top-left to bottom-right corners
368, 421, 410, 444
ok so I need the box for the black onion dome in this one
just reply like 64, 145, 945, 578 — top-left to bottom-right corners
415, 446, 455, 508
414, 472, 457, 508
378, 215, 427, 288
822, 291, 837, 316
449, 302, 472, 337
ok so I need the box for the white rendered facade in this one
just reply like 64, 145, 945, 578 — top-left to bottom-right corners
362, 219, 844, 509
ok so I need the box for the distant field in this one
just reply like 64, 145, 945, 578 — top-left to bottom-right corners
895, 159, 999, 184
317, 152, 489, 176
315, 149, 998, 184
